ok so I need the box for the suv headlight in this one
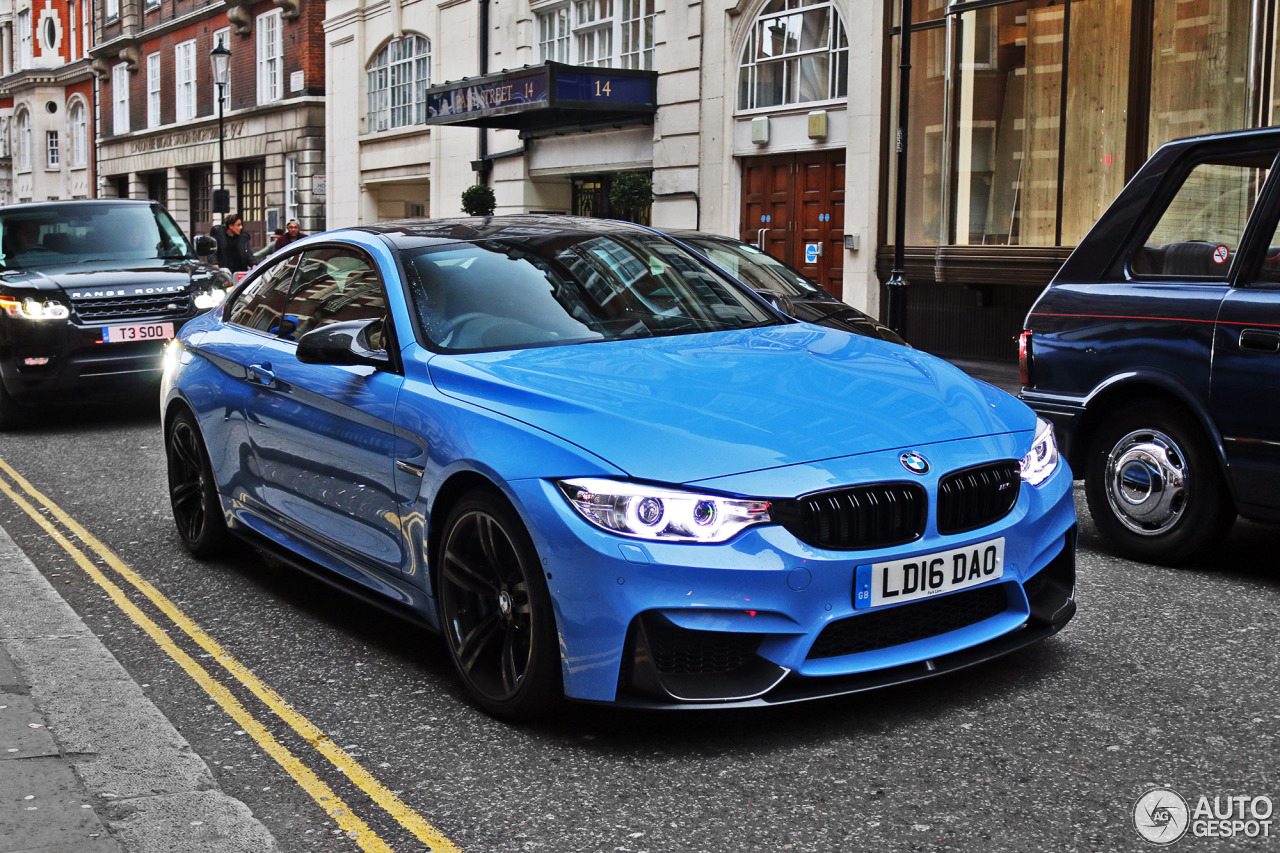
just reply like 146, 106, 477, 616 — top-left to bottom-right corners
0, 295, 69, 321
193, 288, 226, 310
557, 478, 772, 543
1019, 417, 1060, 486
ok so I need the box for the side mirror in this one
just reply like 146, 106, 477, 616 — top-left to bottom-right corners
194, 235, 217, 256
296, 318, 391, 369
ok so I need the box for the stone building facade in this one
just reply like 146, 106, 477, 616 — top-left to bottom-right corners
92, 0, 326, 251
0, 0, 96, 205
323, 0, 885, 314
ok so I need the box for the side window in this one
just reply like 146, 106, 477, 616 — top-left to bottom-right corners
1130, 154, 1274, 279
285, 248, 387, 339
225, 254, 299, 333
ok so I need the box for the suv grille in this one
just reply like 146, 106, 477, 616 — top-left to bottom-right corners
936, 461, 1020, 535
806, 583, 1009, 659
773, 483, 926, 551
72, 293, 191, 323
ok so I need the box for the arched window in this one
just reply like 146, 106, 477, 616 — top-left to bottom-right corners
16, 110, 31, 172
737, 0, 848, 111
69, 99, 87, 168
367, 34, 431, 132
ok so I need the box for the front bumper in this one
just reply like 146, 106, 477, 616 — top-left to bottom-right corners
509, 439, 1078, 706
0, 314, 198, 403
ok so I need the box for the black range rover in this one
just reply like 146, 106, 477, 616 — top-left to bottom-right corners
0, 200, 228, 428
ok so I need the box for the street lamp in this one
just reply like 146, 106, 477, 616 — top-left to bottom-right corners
210, 38, 231, 215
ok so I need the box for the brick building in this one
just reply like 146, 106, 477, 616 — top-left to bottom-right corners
91, 0, 325, 250
0, 0, 95, 204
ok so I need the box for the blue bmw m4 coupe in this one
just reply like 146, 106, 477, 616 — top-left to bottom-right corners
162, 216, 1076, 718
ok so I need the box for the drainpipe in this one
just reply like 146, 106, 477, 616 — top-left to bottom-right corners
475, 0, 490, 186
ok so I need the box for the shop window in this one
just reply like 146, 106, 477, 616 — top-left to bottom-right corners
366, 34, 431, 132
886, 23, 946, 246
736, 0, 848, 111
1149, 1, 1250, 153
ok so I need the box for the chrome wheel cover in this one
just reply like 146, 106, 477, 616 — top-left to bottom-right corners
1103, 428, 1189, 536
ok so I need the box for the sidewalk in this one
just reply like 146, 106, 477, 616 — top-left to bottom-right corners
0, 523, 279, 853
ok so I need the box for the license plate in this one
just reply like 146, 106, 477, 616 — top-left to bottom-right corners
858, 538, 1005, 609
101, 321, 174, 343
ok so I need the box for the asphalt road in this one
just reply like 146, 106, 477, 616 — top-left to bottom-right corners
0, 394, 1277, 853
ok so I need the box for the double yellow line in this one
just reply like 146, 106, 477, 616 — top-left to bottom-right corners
0, 457, 461, 853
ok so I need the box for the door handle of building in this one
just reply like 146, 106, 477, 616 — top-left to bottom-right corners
1239, 329, 1280, 353
757, 228, 767, 246
248, 362, 276, 384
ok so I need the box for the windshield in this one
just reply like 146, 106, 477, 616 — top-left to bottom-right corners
404, 231, 781, 351
682, 237, 827, 299
0, 203, 194, 271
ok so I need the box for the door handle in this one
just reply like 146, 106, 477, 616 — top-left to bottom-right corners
1239, 329, 1280, 353
248, 362, 276, 384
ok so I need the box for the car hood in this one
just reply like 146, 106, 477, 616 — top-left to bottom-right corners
426, 324, 1034, 485
0, 259, 214, 296
787, 298, 908, 345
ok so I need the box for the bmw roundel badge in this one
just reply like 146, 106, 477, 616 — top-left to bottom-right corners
900, 452, 930, 475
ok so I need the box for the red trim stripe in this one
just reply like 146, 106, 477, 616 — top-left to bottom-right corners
1031, 312, 1280, 329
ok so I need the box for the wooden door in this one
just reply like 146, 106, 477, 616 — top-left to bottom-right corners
740, 157, 793, 264
740, 151, 845, 298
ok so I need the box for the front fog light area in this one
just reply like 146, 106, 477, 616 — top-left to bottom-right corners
1020, 417, 1060, 486
557, 478, 771, 543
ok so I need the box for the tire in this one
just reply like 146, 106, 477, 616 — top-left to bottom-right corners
1084, 401, 1235, 566
436, 490, 561, 720
165, 408, 231, 559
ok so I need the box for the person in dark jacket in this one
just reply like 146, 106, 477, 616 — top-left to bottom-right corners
210, 213, 255, 273
274, 219, 305, 252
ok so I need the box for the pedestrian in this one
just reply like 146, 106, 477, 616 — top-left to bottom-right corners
210, 213, 255, 273
274, 219, 305, 252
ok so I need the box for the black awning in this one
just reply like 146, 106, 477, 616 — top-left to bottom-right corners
423, 62, 657, 130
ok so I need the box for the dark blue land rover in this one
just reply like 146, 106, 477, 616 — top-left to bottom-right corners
1021, 127, 1280, 565
0, 200, 227, 428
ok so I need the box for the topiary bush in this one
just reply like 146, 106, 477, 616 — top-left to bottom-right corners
461, 184, 496, 217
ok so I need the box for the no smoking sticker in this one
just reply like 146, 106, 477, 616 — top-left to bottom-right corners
1213, 244, 1230, 264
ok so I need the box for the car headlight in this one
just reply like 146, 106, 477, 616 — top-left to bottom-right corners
193, 288, 226, 310
1019, 417, 1059, 486
0, 295, 69, 321
557, 478, 772, 543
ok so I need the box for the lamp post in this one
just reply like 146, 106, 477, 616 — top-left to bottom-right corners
210, 38, 231, 215
885, 0, 913, 338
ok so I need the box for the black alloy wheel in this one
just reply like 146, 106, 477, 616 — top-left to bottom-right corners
437, 490, 560, 719
1084, 401, 1235, 566
166, 408, 230, 558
